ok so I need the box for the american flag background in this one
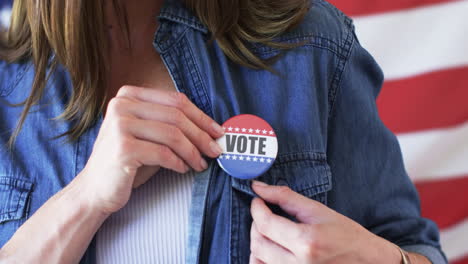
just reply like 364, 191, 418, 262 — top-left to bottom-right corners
1, 0, 466, 263
327, 0, 468, 263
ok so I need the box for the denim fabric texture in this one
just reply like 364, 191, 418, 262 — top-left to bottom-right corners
0, 0, 447, 263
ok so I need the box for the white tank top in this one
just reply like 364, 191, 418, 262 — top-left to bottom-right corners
96, 168, 195, 264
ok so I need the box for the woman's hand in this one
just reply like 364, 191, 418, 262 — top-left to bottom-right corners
249, 181, 409, 264
78, 85, 224, 215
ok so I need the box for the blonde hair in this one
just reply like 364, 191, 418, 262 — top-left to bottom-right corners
0, 0, 309, 145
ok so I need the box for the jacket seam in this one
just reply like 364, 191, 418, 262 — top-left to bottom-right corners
327, 21, 355, 119
253, 35, 344, 58
159, 12, 208, 34
0, 177, 33, 222
182, 36, 214, 117
155, 22, 190, 54
1, 63, 29, 98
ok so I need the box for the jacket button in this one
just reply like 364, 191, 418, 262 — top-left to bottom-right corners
275, 178, 289, 186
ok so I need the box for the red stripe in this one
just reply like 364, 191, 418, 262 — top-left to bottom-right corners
328, 0, 461, 16
415, 176, 468, 229
376, 67, 468, 134
453, 256, 468, 264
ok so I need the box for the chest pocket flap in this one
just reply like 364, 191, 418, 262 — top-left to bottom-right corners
231, 152, 332, 203
0, 176, 33, 224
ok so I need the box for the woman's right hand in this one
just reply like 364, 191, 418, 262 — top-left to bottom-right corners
77, 85, 225, 215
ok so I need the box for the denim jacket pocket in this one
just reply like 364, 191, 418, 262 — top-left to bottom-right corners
0, 176, 34, 224
231, 152, 332, 204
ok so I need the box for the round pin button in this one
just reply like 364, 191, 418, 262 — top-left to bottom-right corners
216, 114, 278, 180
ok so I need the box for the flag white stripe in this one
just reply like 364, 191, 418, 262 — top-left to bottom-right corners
353, 0, 468, 81
397, 121, 468, 182
440, 218, 468, 261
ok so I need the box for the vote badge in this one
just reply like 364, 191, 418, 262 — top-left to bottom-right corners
217, 114, 278, 180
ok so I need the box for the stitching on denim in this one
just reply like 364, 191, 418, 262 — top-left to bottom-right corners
182, 36, 214, 117
230, 181, 241, 264
166, 47, 186, 96
1, 63, 29, 98
0, 176, 33, 190
253, 35, 342, 58
0, 177, 33, 222
274, 151, 327, 164
9, 64, 28, 95
299, 182, 332, 196
159, 12, 207, 33
232, 153, 332, 189
157, 24, 190, 54
180, 40, 196, 96
327, 22, 355, 120
14, 187, 27, 219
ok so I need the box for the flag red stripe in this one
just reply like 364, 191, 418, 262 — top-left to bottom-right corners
327, 0, 460, 16
452, 256, 468, 264
376, 67, 468, 134
415, 176, 468, 229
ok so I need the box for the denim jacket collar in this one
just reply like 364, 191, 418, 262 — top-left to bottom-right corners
158, 0, 208, 34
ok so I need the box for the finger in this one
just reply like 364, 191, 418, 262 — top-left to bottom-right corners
252, 181, 329, 224
123, 117, 208, 172
112, 97, 222, 158
129, 139, 189, 174
116, 86, 225, 138
250, 221, 295, 264
249, 254, 265, 264
133, 165, 160, 188
251, 198, 305, 252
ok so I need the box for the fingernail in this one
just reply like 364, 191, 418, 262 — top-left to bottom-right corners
212, 122, 225, 135
200, 158, 208, 170
252, 180, 268, 187
210, 141, 223, 156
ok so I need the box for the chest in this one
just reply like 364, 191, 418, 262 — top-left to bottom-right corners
107, 47, 177, 96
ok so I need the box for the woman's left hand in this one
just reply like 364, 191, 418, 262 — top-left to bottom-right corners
249, 181, 402, 264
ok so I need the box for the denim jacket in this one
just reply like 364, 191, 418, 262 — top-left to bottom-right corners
0, 0, 447, 263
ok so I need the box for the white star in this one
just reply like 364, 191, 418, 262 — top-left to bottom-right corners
262, 130, 267, 134
228, 127, 233, 131
253, 157, 258, 162
232, 155, 237, 160
226, 155, 231, 160
267, 159, 272, 163
246, 156, 251, 161
235, 127, 240, 132
241, 128, 247, 132
269, 130, 274, 135
239, 156, 244, 160
260, 158, 265, 163
255, 129, 261, 133
219, 155, 224, 159
249, 128, 254, 133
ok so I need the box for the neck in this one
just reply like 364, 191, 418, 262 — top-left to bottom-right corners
122, 0, 164, 29
105, 0, 164, 52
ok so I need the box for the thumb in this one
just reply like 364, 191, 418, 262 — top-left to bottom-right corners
251, 180, 328, 224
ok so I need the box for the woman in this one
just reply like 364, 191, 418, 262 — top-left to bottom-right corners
0, 0, 446, 263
